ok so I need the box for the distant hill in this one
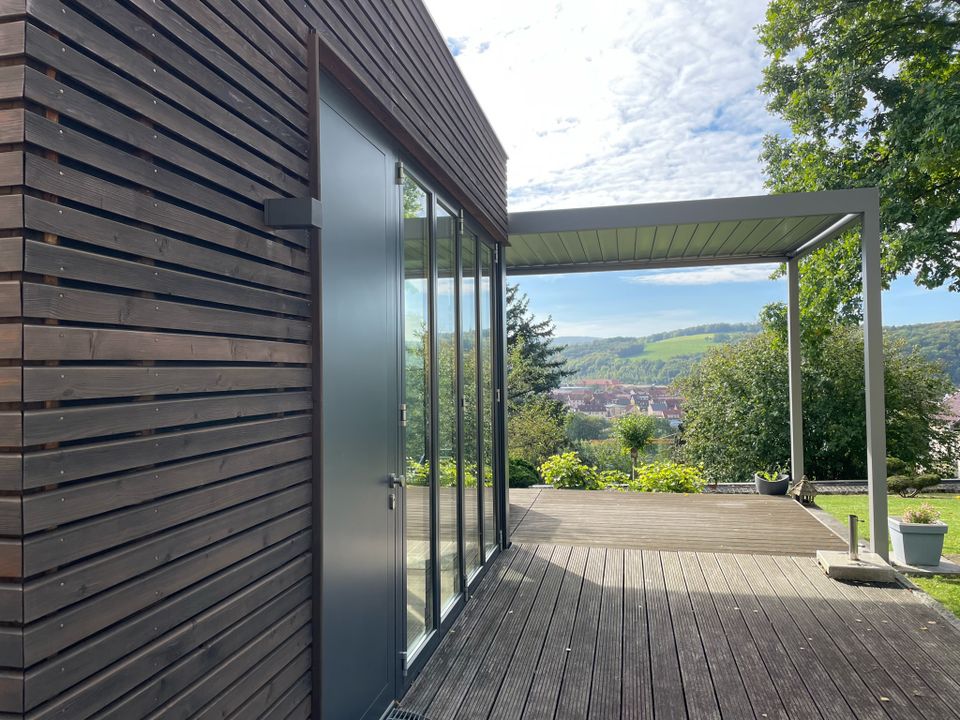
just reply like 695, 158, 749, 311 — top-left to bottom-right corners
557, 320, 960, 386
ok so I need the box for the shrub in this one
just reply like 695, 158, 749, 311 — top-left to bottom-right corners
887, 456, 909, 476
509, 457, 540, 488
903, 502, 941, 524
539, 452, 603, 490
631, 461, 706, 493
575, 439, 633, 474
888, 473, 941, 498
597, 469, 630, 487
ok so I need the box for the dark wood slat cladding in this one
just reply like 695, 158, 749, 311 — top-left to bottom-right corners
6, 1, 328, 716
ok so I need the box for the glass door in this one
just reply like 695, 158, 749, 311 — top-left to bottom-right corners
461, 232, 482, 581
401, 176, 433, 654
479, 242, 499, 558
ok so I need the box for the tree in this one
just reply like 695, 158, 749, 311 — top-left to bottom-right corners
613, 414, 658, 480
565, 412, 610, 442
506, 284, 572, 399
508, 394, 568, 467
758, 0, 960, 321
676, 305, 956, 483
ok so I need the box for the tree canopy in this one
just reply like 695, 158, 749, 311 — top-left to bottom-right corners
758, 0, 960, 320
676, 304, 956, 483
506, 284, 572, 399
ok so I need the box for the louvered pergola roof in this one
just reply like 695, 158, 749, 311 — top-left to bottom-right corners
506, 188, 871, 275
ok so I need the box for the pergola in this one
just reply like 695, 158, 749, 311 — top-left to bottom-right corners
506, 187, 890, 558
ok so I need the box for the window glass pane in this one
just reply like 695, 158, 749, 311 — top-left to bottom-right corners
479, 243, 497, 557
436, 205, 460, 612
402, 177, 432, 650
461, 233, 481, 579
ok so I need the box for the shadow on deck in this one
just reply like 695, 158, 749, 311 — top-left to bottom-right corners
400, 543, 960, 720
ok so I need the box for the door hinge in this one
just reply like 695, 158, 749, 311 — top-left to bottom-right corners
457, 210, 465, 237
400, 651, 409, 675
495, 388, 501, 403
400, 403, 408, 427
395, 161, 405, 185
494, 244, 500, 263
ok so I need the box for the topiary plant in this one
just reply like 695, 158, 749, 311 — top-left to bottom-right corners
888, 473, 941, 498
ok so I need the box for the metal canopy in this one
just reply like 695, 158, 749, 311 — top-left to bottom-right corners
506, 188, 871, 275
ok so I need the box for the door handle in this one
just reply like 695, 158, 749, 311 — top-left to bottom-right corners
388, 473, 406, 489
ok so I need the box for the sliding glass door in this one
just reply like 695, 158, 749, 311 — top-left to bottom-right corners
399, 169, 501, 671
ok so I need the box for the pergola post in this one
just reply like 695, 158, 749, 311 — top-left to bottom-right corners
861, 192, 888, 559
786, 258, 804, 484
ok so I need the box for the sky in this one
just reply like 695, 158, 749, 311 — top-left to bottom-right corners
422, 0, 958, 338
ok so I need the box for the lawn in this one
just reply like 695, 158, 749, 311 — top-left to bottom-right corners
637, 333, 726, 361
817, 494, 960, 618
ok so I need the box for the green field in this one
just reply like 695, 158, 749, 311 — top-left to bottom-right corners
635, 333, 721, 360
817, 494, 960, 618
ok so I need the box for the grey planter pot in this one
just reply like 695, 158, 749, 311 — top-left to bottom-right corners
754, 473, 790, 496
888, 517, 947, 567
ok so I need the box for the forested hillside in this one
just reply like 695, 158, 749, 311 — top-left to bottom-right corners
559, 320, 960, 386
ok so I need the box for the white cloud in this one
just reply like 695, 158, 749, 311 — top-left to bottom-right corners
624, 264, 782, 285
422, 0, 785, 212
553, 309, 723, 337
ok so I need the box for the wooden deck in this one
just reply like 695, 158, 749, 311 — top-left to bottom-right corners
400, 543, 960, 720
509, 489, 846, 556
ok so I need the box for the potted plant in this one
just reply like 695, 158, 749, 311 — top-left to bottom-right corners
889, 502, 947, 567
754, 465, 790, 496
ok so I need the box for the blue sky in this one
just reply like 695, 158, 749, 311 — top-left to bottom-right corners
423, 0, 958, 336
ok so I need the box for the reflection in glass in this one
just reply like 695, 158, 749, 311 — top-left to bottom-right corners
403, 177, 432, 651
480, 243, 497, 558
436, 205, 460, 612
461, 233, 481, 580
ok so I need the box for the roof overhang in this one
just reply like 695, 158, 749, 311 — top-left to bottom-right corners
506, 188, 875, 275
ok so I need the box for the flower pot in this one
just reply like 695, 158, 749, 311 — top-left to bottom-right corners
888, 517, 947, 567
754, 473, 790, 496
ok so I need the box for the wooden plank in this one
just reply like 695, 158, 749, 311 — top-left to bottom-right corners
22, 414, 310, 488
245, 667, 311, 720
26, 3, 307, 175
621, 548, 653, 720
24, 365, 310, 402
24, 197, 308, 293
0, 540, 19, 578
451, 544, 554, 720
696, 554, 788, 720
0, 497, 18, 536
23, 390, 311, 444
588, 547, 624, 720
0, 1, 24, 20
0, 412, 19, 448
0, 238, 21, 272
0, 583, 20, 623
0, 281, 19, 317
24, 535, 310, 709
23, 240, 308, 316
641, 550, 687, 720
749, 554, 889, 720
0, 109, 22, 145
21, 283, 309, 341
24, 460, 310, 573
660, 552, 720, 719
0, 367, 18, 403
23, 115, 305, 249
0, 151, 20, 186
0, 454, 20, 492
486, 545, 571, 720
0, 670, 21, 715
0, 195, 20, 231
0, 627, 20, 668
23, 325, 310, 363
24, 157, 308, 270
0, 65, 22, 101
23, 506, 310, 660
0, 21, 21, 58
22, 436, 310, 531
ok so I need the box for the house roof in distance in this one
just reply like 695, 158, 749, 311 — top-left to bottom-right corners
506, 188, 876, 276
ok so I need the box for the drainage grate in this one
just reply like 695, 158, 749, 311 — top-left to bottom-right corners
386, 709, 431, 720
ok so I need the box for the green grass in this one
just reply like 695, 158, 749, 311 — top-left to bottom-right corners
911, 575, 960, 618
816, 494, 960, 556
636, 333, 723, 361
817, 494, 960, 618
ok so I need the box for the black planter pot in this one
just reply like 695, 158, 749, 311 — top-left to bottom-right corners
755, 473, 790, 496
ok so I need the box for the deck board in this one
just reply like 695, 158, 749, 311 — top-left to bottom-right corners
509, 488, 846, 555
401, 542, 960, 719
